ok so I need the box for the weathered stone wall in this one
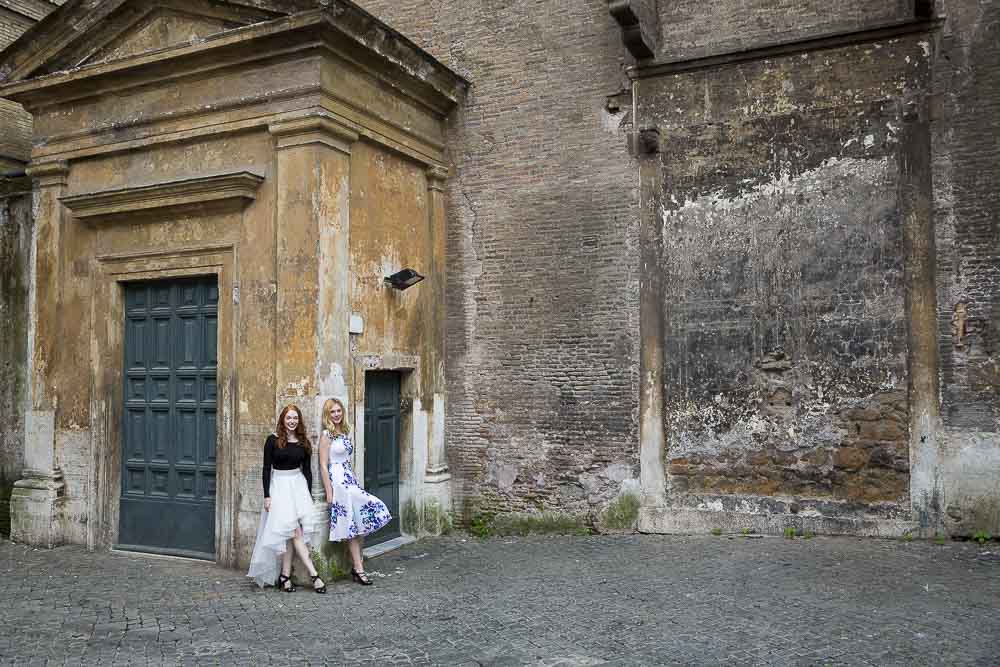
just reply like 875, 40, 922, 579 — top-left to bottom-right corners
354, 0, 999, 534
929, 0, 1000, 534
2, 0, 996, 541
356, 0, 642, 525
637, 30, 930, 525
0, 176, 31, 535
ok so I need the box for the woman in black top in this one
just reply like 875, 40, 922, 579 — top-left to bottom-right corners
246, 404, 326, 593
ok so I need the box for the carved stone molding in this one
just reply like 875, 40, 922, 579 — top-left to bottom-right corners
268, 115, 360, 153
609, 0, 659, 60
25, 160, 69, 188
60, 171, 264, 220
426, 164, 449, 192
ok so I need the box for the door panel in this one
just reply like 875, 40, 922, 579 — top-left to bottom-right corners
118, 276, 218, 559
364, 372, 401, 544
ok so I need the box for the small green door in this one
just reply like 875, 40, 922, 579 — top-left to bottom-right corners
364, 372, 401, 544
118, 277, 218, 559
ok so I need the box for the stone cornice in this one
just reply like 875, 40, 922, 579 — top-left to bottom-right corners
0, 6, 467, 114
59, 170, 264, 220
629, 18, 942, 80
426, 165, 449, 192
269, 115, 359, 153
25, 159, 68, 187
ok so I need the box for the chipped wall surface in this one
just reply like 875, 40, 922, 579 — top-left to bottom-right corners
1, 0, 997, 546
0, 4, 462, 560
356, 0, 642, 524
0, 178, 31, 535
636, 27, 934, 532
632, 0, 999, 535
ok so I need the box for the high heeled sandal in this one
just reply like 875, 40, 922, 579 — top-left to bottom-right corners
351, 568, 373, 586
277, 573, 296, 593
310, 574, 327, 594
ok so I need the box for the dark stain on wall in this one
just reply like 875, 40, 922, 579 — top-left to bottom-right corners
640, 35, 932, 509
0, 177, 32, 536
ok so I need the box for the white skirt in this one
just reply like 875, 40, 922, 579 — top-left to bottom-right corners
246, 469, 317, 588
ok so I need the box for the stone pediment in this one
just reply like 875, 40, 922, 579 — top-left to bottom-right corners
77, 7, 245, 69
0, 0, 467, 115
0, 0, 467, 122
0, 0, 315, 83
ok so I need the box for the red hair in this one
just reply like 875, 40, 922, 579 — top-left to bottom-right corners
276, 404, 312, 453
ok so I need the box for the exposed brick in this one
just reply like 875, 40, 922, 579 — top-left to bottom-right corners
356, 0, 641, 523
933, 0, 1000, 433
657, 0, 914, 61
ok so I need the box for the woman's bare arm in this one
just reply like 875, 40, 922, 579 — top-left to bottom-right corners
319, 432, 334, 503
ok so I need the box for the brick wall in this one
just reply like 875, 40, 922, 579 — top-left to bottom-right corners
933, 0, 1000, 432
356, 0, 642, 524
656, 0, 915, 61
0, 1, 65, 170
353, 0, 999, 531
930, 0, 1000, 533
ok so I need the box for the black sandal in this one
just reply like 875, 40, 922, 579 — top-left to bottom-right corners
277, 574, 296, 593
310, 574, 327, 594
351, 568, 373, 586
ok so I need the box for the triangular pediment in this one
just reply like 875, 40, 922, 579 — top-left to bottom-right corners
77, 7, 244, 69
0, 0, 467, 116
0, 0, 321, 83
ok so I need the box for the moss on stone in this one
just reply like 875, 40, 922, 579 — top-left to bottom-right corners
403, 499, 453, 536
309, 544, 350, 584
422, 499, 453, 535
470, 511, 591, 537
601, 493, 640, 531
402, 499, 420, 534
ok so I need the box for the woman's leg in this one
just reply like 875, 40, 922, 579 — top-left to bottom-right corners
279, 539, 294, 590
290, 527, 323, 586
348, 537, 364, 572
347, 538, 373, 585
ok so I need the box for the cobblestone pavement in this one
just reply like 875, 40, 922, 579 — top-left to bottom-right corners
1, 534, 998, 666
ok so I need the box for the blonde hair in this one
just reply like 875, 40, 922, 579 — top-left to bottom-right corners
321, 397, 350, 436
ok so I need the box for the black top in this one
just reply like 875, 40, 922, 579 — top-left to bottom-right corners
262, 434, 312, 498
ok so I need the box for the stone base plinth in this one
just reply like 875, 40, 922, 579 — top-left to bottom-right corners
640, 493, 918, 538
9, 469, 64, 548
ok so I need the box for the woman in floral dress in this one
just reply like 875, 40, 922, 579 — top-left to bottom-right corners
319, 397, 392, 585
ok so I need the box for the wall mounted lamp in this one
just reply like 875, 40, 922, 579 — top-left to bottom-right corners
384, 268, 425, 291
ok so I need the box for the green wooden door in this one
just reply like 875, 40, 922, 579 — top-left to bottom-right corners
118, 277, 218, 559
364, 372, 401, 544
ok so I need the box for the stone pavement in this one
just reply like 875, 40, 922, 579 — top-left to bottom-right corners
1, 533, 998, 666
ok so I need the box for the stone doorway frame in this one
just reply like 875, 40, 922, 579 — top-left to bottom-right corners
351, 355, 421, 538
88, 244, 238, 565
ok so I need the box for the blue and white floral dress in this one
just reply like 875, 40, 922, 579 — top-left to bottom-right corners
324, 430, 392, 541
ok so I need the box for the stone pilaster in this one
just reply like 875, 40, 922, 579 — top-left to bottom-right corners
425, 165, 450, 482
898, 99, 941, 534
422, 165, 450, 531
269, 114, 357, 567
10, 160, 69, 548
633, 128, 668, 529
